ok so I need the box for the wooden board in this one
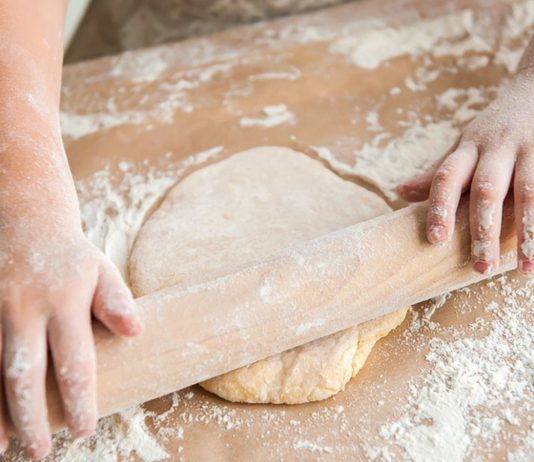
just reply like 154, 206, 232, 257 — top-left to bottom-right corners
4, 0, 534, 460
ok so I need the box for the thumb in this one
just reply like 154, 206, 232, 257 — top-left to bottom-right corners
92, 261, 144, 337
395, 167, 437, 202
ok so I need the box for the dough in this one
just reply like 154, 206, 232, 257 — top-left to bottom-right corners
128, 147, 408, 404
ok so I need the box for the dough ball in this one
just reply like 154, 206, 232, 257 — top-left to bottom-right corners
128, 146, 408, 404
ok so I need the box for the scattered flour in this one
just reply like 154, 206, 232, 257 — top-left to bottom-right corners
78, 146, 224, 276
329, 10, 491, 70
495, 0, 534, 73
9, 406, 169, 462
292, 439, 334, 454
239, 104, 296, 128
61, 63, 236, 139
313, 121, 459, 200
374, 275, 534, 462
436, 87, 491, 124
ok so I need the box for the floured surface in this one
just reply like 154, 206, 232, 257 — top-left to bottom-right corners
129, 147, 407, 404
3, 0, 533, 460
5, 275, 532, 462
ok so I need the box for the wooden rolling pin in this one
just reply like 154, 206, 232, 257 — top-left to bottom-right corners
42, 196, 516, 431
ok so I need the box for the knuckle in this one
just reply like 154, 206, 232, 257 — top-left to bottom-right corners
433, 167, 454, 186
472, 181, 496, 201
517, 185, 534, 205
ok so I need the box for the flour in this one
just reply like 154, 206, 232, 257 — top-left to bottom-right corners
436, 87, 491, 124
374, 275, 534, 462
78, 145, 225, 276
109, 48, 172, 83
495, 0, 534, 74
61, 63, 236, 139
292, 439, 334, 453
60, 110, 148, 139
329, 10, 490, 70
318, 121, 459, 200
478, 201, 496, 231
7, 406, 169, 462
249, 68, 302, 81
239, 104, 295, 128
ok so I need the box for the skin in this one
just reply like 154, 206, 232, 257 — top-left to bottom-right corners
0, 1, 143, 459
398, 37, 534, 277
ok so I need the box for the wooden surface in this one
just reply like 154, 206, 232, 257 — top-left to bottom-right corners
5, 0, 534, 460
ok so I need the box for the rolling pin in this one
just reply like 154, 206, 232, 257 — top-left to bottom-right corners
41, 196, 516, 431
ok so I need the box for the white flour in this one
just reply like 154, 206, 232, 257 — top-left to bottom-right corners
61, 62, 236, 139
436, 87, 493, 124
495, 1, 534, 73
329, 10, 491, 70
312, 121, 460, 200
78, 146, 224, 277
239, 104, 296, 128
374, 275, 534, 462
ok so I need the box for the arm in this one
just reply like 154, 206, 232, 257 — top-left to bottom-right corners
0, 1, 143, 459
398, 36, 534, 276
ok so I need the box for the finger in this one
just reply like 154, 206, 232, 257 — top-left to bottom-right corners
426, 141, 479, 243
514, 149, 534, 275
2, 311, 51, 460
92, 262, 144, 337
396, 168, 436, 202
470, 147, 516, 274
48, 309, 97, 438
396, 140, 462, 201
0, 326, 10, 454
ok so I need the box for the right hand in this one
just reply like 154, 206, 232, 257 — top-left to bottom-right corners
0, 208, 144, 460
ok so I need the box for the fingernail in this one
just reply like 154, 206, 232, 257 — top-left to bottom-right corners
25, 438, 51, 460
520, 260, 534, 275
474, 261, 493, 275
428, 225, 446, 243
0, 438, 8, 453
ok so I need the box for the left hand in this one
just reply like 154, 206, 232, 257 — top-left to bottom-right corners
396, 69, 534, 276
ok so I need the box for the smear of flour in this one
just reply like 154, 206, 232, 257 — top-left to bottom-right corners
313, 121, 459, 200
61, 63, 236, 139
8, 406, 169, 462
330, 10, 491, 69
495, 1, 534, 73
249, 67, 302, 81
292, 439, 334, 454
109, 48, 172, 83
239, 104, 296, 128
78, 146, 224, 276
436, 87, 491, 124
373, 275, 534, 462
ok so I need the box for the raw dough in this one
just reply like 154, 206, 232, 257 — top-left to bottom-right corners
128, 147, 408, 404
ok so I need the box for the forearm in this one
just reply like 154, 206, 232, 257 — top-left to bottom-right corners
0, 0, 77, 224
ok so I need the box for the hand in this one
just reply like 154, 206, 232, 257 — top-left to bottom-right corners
397, 70, 534, 276
0, 217, 143, 459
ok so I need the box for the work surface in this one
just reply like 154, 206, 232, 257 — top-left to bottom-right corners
6, 0, 534, 460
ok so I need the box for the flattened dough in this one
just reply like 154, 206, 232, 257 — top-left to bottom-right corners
128, 147, 408, 404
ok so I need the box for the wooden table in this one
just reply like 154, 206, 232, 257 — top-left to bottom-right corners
5, 0, 534, 460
